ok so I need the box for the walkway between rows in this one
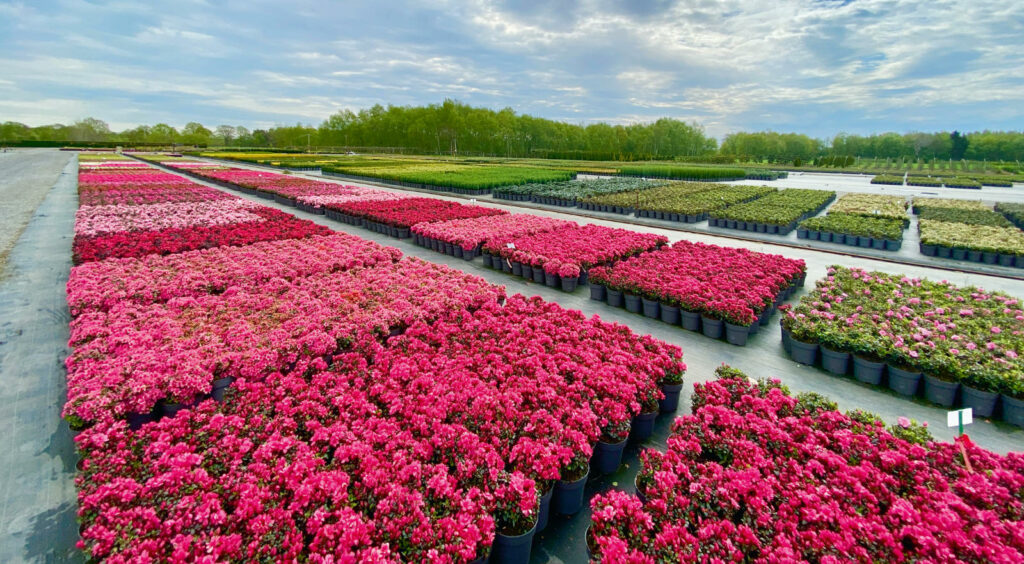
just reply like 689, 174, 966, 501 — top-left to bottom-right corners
0, 153, 81, 563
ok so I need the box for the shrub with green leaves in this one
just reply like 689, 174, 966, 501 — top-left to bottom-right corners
918, 207, 1014, 228
800, 213, 905, 240
712, 189, 835, 227
617, 164, 746, 181
828, 194, 908, 223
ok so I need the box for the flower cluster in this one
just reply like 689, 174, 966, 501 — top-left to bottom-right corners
783, 266, 1024, 395
67, 233, 403, 315
65, 257, 505, 423
325, 197, 507, 228
72, 165, 330, 264
590, 240, 805, 325
589, 370, 1024, 562
72, 207, 331, 264
168, 166, 366, 199
411, 214, 574, 251
483, 224, 667, 278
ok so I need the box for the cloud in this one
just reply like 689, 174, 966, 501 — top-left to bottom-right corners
0, 0, 1020, 139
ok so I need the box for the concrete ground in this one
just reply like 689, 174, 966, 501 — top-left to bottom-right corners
0, 150, 74, 280
0, 151, 80, 563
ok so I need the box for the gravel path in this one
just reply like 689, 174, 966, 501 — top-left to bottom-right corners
0, 149, 73, 279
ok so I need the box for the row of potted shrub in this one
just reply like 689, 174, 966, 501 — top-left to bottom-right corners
410, 214, 574, 260
72, 164, 331, 264
582, 183, 775, 222
710, 189, 837, 235
587, 241, 806, 346
781, 266, 1024, 426
491, 177, 663, 205
587, 367, 1024, 562
797, 213, 905, 251
481, 225, 668, 292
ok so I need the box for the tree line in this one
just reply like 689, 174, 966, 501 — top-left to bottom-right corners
2, 99, 1022, 163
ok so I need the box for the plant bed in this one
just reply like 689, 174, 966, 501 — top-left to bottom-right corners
589, 240, 805, 345
588, 368, 1024, 562
483, 224, 667, 292
710, 189, 836, 235
782, 266, 1024, 417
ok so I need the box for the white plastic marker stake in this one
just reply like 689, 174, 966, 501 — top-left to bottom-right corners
948, 407, 974, 473
506, 243, 516, 249
470, 198, 477, 204
947, 407, 973, 436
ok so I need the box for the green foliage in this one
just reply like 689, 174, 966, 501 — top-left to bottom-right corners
493, 177, 664, 200
888, 418, 934, 445
870, 174, 904, 185
800, 213, 905, 240
712, 189, 835, 226
793, 392, 839, 416
585, 183, 775, 215
918, 208, 1013, 228
616, 164, 746, 181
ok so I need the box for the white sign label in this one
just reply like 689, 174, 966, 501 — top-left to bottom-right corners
947, 408, 973, 427
506, 243, 516, 249
470, 198, 477, 203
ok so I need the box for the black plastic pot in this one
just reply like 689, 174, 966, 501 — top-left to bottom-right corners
537, 486, 554, 532
659, 382, 683, 413
492, 520, 538, 564
789, 339, 818, 365
962, 385, 999, 418
681, 310, 700, 331
624, 294, 642, 313
532, 266, 545, 283
545, 272, 558, 287
852, 355, 884, 385
592, 438, 627, 474
630, 411, 657, 442
589, 283, 606, 301
560, 276, 578, 292
607, 288, 624, 308
659, 304, 680, 325
1001, 395, 1024, 427
887, 366, 922, 397
641, 298, 660, 319
820, 346, 850, 376
553, 467, 589, 515
921, 375, 958, 407
724, 322, 749, 346
700, 316, 723, 339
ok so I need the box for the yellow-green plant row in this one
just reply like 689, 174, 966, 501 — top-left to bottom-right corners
919, 220, 1024, 255
828, 194, 908, 223
913, 198, 989, 214
584, 183, 775, 216
616, 164, 746, 181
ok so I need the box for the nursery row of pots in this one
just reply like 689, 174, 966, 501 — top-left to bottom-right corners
798, 229, 902, 251
481, 251, 586, 292
919, 242, 1023, 266
781, 326, 1024, 427
589, 277, 803, 347
323, 170, 494, 195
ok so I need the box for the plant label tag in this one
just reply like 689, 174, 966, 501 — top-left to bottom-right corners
470, 198, 477, 203
947, 408, 972, 427
506, 243, 516, 249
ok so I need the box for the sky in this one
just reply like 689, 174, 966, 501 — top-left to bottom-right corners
0, 0, 1022, 140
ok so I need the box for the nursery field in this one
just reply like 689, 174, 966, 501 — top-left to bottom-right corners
2, 149, 1024, 563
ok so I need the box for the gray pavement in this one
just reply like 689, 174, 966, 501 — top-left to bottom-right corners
0, 149, 74, 280
0, 153, 81, 563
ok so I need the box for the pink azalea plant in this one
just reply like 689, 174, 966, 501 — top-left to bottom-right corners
411, 214, 574, 252
483, 224, 667, 279
325, 197, 507, 228
590, 240, 806, 326
783, 266, 1024, 396
589, 371, 1024, 562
